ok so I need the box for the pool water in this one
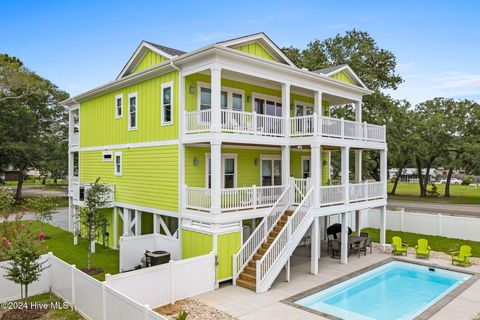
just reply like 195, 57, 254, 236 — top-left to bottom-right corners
295, 261, 470, 320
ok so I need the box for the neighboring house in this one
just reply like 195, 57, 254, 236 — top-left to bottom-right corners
389, 168, 437, 183
63, 32, 388, 293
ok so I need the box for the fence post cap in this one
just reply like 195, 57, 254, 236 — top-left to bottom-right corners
71, 264, 76, 268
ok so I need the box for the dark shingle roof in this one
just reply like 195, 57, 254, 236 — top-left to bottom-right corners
144, 41, 186, 56
313, 64, 347, 75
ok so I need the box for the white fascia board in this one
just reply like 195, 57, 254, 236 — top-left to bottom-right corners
117, 41, 175, 80
217, 33, 296, 67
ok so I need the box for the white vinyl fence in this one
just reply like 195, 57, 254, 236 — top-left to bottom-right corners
119, 234, 181, 272
0, 252, 215, 320
366, 208, 480, 242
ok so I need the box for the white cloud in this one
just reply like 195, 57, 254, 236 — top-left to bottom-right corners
386, 71, 480, 105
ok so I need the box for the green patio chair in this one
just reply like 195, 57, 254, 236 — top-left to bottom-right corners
415, 238, 431, 259
450, 245, 472, 266
392, 236, 408, 256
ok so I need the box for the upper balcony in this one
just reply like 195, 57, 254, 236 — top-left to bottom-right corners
184, 109, 385, 143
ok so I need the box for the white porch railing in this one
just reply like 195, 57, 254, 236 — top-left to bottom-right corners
185, 110, 385, 142
185, 110, 211, 133
320, 185, 345, 205
232, 185, 291, 285
292, 178, 309, 204
256, 188, 313, 291
71, 182, 115, 206
69, 132, 79, 146
288, 114, 386, 142
185, 185, 284, 212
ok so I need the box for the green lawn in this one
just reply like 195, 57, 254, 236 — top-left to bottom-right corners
388, 182, 480, 204
0, 293, 82, 320
2, 178, 68, 186
1, 221, 119, 281
363, 227, 480, 257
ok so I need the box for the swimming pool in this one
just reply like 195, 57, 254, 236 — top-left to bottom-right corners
295, 261, 471, 320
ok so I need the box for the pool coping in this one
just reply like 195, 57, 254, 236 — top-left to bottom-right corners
281, 257, 479, 320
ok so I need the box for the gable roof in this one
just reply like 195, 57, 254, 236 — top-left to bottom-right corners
216, 32, 297, 67
313, 64, 368, 89
117, 41, 185, 79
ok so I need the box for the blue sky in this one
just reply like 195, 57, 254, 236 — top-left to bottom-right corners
2, 0, 479, 104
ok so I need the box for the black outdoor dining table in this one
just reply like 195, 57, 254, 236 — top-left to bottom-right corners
331, 236, 366, 257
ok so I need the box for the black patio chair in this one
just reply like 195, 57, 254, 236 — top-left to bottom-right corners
365, 237, 373, 254
331, 240, 341, 259
360, 232, 369, 238
352, 239, 367, 257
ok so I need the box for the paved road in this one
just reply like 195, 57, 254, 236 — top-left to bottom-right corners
0, 184, 67, 197
387, 199, 480, 217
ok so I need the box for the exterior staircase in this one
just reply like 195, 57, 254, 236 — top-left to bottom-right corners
233, 178, 313, 293
236, 210, 294, 290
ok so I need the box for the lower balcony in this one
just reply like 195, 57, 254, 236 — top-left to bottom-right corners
71, 182, 115, 207
185, 181, 386, 214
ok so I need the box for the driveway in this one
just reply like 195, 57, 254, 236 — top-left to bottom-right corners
388, 199, 480, 217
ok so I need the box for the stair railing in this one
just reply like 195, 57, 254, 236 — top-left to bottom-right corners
232, 184, 291, 285
256, 188, 313, 291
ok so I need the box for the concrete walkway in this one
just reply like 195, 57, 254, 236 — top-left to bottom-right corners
388, 199, 480, 217
196, 244, 480, 320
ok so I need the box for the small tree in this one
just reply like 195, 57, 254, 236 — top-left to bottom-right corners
0, 221, 49, 300
0, 189, 15, 235
24, 196, 56, 224
77, 178, 110, 270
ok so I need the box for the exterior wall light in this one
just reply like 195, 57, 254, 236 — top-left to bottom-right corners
193, 157, 199, 166
254, 158, 258, 166
189, 85, 195, 94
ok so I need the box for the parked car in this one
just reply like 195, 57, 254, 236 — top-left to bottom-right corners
439, 178, 462, 185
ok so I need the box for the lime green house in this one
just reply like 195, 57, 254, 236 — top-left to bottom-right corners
64, 33, 388, 290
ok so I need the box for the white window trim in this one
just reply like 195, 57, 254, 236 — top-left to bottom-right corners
259, 154, 281, 186
114, 152, 123, 176
251, 92, 283, 116
161, 81, 174, 126
128, 92, 138, 131
197, 82, 245, 111
115, 94, 123, 119
294, 100, 314, 116
102, 151, 113, 162
205, 153, 238, 188
301, 155, 311, 178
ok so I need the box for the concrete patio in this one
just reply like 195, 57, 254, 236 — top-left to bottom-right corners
196, 242, 480, 320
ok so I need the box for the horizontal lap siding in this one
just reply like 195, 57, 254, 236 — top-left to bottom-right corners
80, 146, 179, 212
80, 71, 179, 147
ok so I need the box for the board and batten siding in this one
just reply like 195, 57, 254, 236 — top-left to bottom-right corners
80, 70, 179, 147
217, 232, 241, 280
234, 42, 275, 61
133, 50, 168, 74
330, 71, 354, 85
80, 146, 179, 212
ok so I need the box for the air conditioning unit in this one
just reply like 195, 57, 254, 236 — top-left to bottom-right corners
144, 250, 170, 267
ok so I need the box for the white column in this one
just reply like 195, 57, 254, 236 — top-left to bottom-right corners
314, 91, 323, 136
354, 151, 362, 183
341, 147, 350, 203
311, 144, 321, 206
355, 210, 361, 236
281, 145, 290, 185
123, 208, 130, 237
210, 66, 222, 132
135, 211, 142, 236
355, 101, 362, 123
340, 212, 349, 264
380, 205, 387, 250
282, 83, 290, 136
113, 207, 118, 249
310, 217, 320, 274
380, 149, 387, 197
211, 141, 222, 214
153, 214, 159, 234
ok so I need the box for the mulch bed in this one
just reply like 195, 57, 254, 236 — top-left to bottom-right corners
1, 308, 49, 320
80, 267, 104, 276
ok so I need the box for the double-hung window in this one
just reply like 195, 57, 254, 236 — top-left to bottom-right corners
114, 152, 122, 176
198, 84, 244, 111
115, 94, 123, 118
128, 93, 138, 130
206, 154, 237, 189
161, 82, 173, 125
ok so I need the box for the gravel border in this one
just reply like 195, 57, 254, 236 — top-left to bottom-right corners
154, 299, 237, 320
